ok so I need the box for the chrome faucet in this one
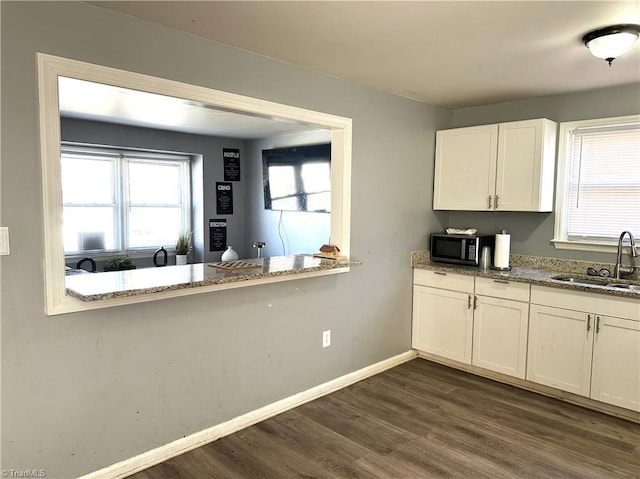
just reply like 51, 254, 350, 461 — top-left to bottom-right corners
614, 231, 637, 279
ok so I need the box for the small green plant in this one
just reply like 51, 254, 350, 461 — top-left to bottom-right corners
175, 231, 193, 255
104, 254, 136, 272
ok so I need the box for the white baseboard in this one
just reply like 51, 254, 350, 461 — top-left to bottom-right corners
78, 350, 417, 479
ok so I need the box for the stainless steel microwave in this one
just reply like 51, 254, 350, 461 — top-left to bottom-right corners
430, 233, 495, 266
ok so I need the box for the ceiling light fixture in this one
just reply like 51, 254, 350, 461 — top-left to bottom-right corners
582, 24, 640, 66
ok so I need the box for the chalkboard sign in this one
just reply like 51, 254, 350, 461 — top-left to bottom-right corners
216, 182, 233, 215
209, 219, 227, 252
223, 148, 241, 181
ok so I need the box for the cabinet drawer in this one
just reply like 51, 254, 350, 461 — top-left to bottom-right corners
413, 269, 474, 293
531, 285, 640, 321
475, 277, 530, 302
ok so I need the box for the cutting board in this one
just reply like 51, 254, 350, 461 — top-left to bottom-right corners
208, 261, 262, 270
313, 253, 348, 262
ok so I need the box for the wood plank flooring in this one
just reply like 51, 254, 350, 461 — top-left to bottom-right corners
129, 359, 640, 478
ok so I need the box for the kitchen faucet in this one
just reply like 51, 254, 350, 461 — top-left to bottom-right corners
614, 231, 637, 279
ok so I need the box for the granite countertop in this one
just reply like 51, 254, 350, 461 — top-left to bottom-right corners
412, 252, 640, 299
66, 255, 356, 302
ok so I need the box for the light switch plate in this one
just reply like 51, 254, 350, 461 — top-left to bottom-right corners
322, 330, 331, 348
0, 227, 10, 255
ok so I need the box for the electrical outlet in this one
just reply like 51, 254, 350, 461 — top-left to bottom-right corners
322, 330, 331, 348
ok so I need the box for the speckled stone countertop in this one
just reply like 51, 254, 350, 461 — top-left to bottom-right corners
66, 255, 357, 302
412, 251, 640, 299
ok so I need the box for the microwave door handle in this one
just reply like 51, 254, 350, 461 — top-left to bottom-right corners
460, 239, 466, 260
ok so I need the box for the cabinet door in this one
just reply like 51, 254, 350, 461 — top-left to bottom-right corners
433, 124, 498, 211
495, 119, 555, 212
412, 285, 473, 364
591, 315, 640, 412
473, 296, 529, 379
527, 304, 593, 396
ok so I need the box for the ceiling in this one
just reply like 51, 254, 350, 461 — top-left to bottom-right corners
58, 77, 323, 139
90, 1, 640, 109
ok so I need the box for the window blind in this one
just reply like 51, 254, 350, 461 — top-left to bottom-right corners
61, 143, 192, 255
566, 123, 640, 242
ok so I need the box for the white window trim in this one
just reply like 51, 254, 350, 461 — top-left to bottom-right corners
552, 114, 640, 254
61, 144, 192, 257
37, 53, 352, 315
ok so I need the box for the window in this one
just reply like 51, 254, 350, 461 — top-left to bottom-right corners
553, 115, 640, 252
262, 143, 331, 212
61, 144, 191, 256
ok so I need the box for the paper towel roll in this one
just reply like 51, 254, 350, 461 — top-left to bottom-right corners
494, 231, 510, 269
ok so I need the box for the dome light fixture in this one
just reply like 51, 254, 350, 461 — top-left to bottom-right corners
582, 24, 640, 66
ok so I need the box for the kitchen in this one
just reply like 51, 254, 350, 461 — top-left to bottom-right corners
1, 2, 639, 478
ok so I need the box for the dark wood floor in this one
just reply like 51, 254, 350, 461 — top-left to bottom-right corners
130, 359, 640, 478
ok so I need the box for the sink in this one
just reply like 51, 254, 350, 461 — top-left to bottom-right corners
551, 275, 640, 292
551, 275, 608, 286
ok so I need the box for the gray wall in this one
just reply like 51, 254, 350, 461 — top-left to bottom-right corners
449, 83, 640, 263
61, 118, 246, 264
245, 130, 332, 258
1, 2, 450, 477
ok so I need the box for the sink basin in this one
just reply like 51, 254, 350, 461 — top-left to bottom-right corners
551, 275, 608, 286
551, 275, 640, 292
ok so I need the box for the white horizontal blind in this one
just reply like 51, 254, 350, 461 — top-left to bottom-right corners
123, 156, 191, 249
566, 123, 640, 242
61, 150, 119, 253
61, 143, 192, 255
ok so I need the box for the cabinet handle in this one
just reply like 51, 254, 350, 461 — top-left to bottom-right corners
433, 271, 447, 276
587, 314, 591, 331
596, 315, 601, 334
488, 195, 493, 209
493, 279, 509, 284
473, 295, 478, 310
495, 195, 500, 209
468, 294, 472, 309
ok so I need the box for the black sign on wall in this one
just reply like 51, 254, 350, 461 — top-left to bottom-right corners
209, 219, 227, 252
216, 182, 233, 215
223, 148, 241, 181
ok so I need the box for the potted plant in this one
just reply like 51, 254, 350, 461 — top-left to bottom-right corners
103, 254, 136, 272
175, 231, 193, 265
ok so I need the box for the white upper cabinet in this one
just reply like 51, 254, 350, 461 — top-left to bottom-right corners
433, 124, 498, 211
495, 119, 557, 211
433, 118, 557, 212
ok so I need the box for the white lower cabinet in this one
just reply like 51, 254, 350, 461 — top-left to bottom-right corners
528, 286, 640, 412
472, 277, 530, 379
473, 295, 529, 379
412, 282, 474, 364
527, 304, 594, 396
589, 315, 640, 411
412, 272, 529, 376
412, 270, 474, 364
412, 273, 640, 413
